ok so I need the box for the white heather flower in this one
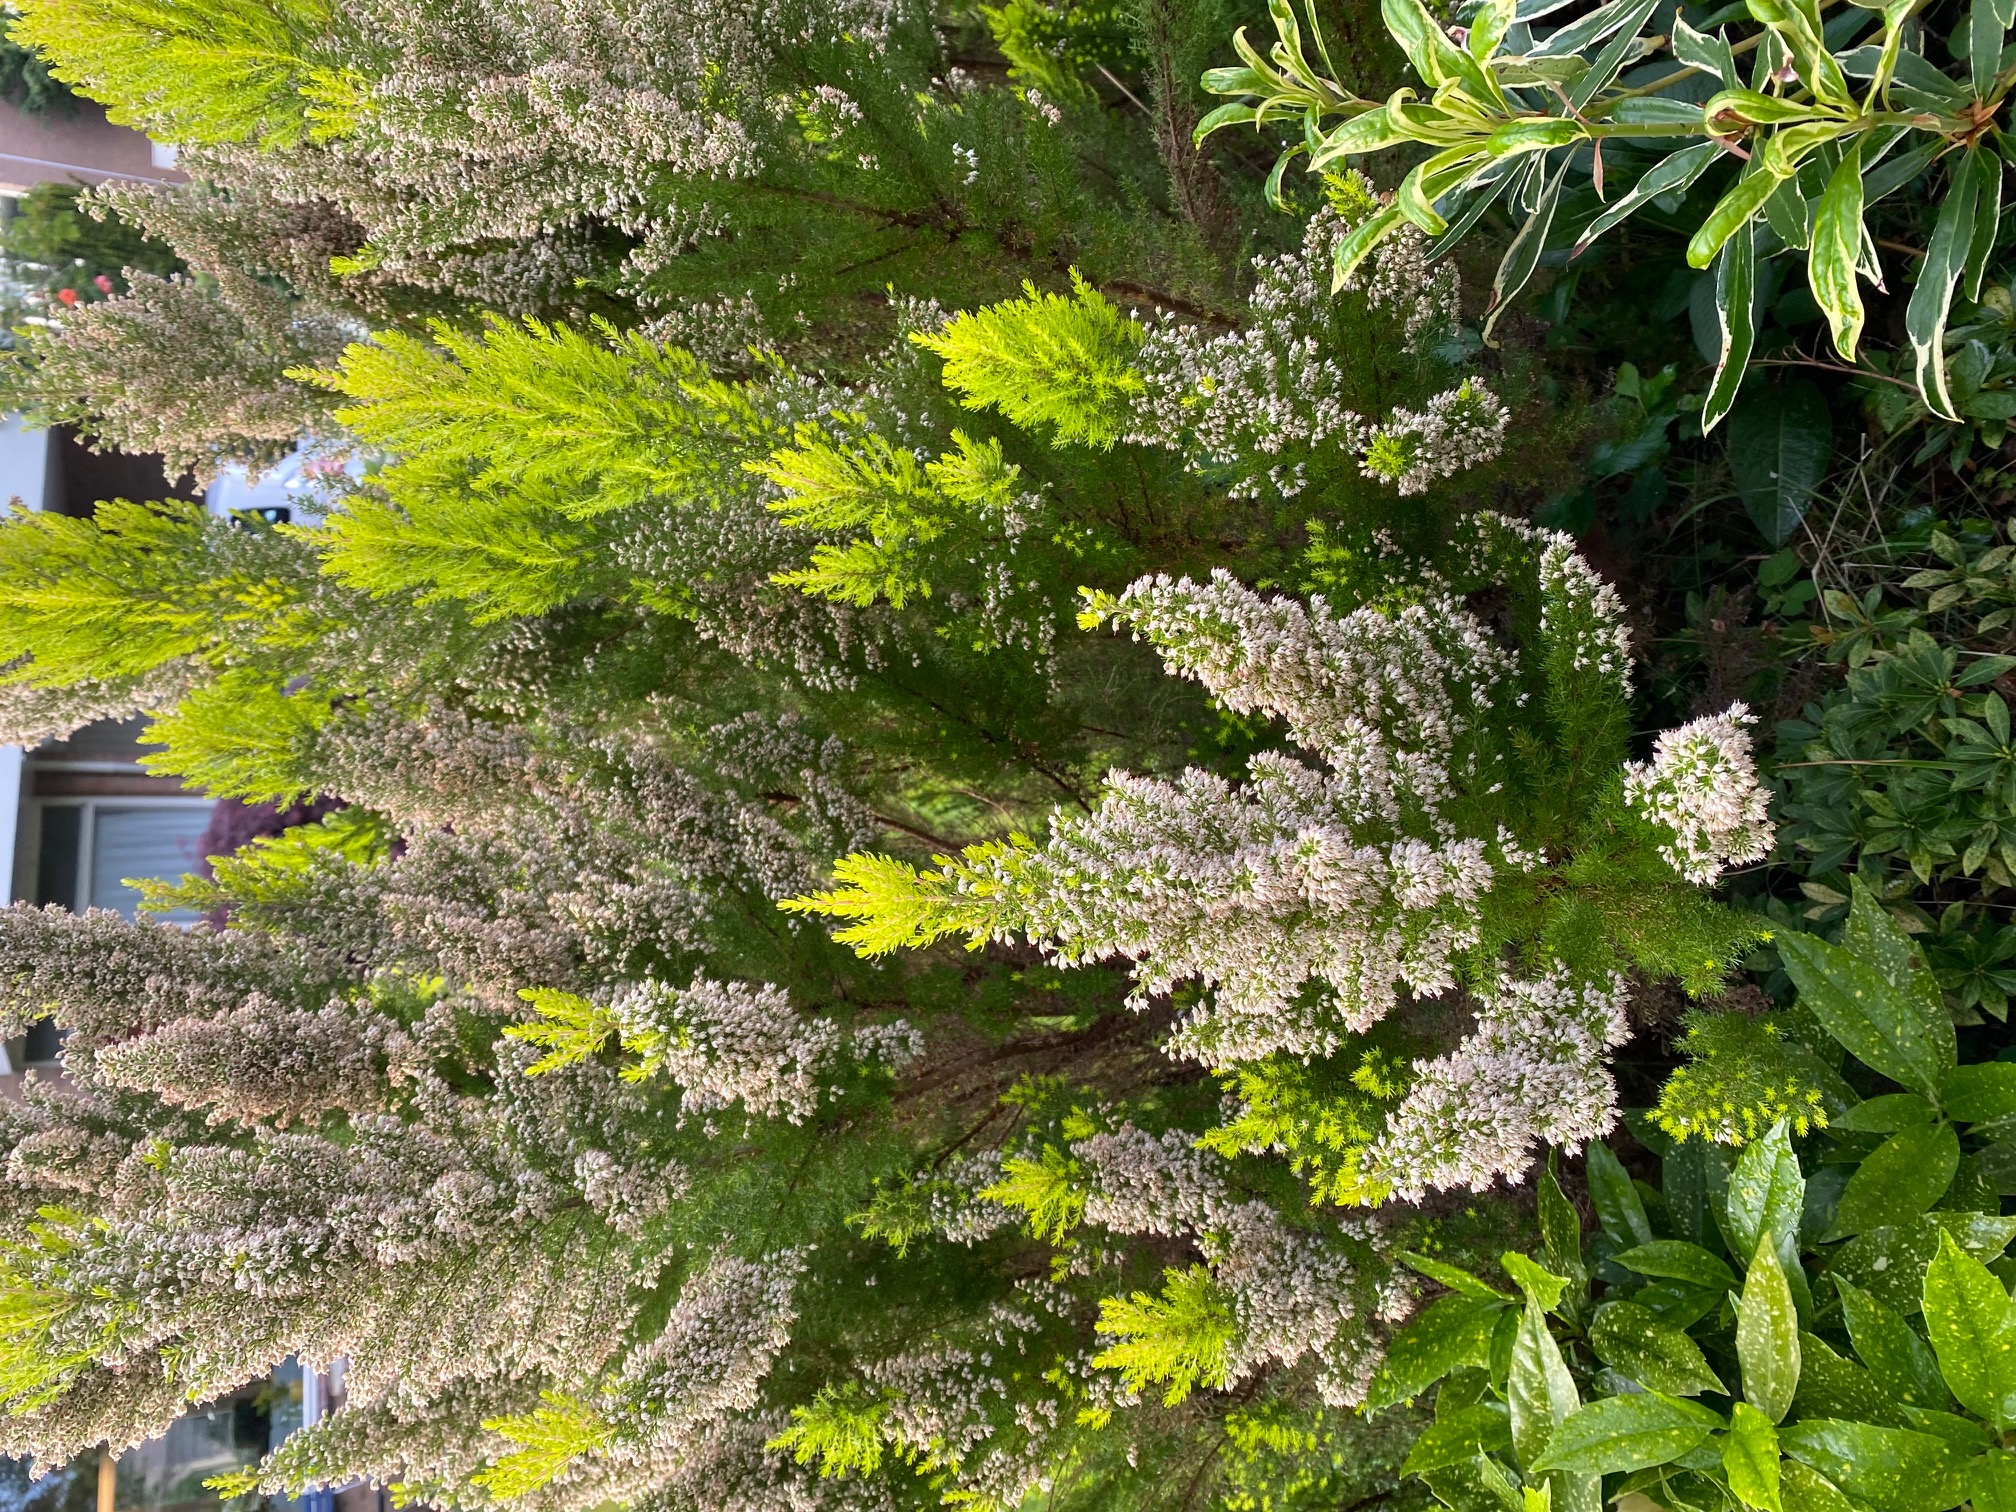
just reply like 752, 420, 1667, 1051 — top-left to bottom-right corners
606, 1251, 803, 1447
1363, 969, 1632, 1202
1073, 1125, 1228, 1236
1356, 378, 1510, 496
1539, 533, 1635, 693
1624, 704, 1775, 885
1124, 208, 1474, 501
616, 978, 840, 1124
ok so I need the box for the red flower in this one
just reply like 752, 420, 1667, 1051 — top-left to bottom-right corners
54, 288, 76, 305
92, 275, 112, 294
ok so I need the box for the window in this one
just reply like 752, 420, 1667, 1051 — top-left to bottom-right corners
32, 800, 216, 922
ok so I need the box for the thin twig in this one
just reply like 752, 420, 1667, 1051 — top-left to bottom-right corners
1752, 355, 1920, 391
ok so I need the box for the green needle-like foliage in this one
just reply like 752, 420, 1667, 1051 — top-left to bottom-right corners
1093, 1266, 1237, 1406
8, 0, 331, 146
914, 270, 1146, 448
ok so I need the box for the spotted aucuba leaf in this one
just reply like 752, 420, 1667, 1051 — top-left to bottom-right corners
1779, 1419, 1973, 1512
1724, 1402, 1783, 1512
1737, 1238, 1800, 1423
1529, 1392, 1722, 1474
1923, 1229, 2016, 1426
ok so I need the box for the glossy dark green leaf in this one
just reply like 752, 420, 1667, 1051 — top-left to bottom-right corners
1792, 1330, 1911, 1427
1420, 1454, 1524, 1512
1834, 1094, 1935, 1133
1370, 1292, 1506, 1408
1614, 1241, 1737, 1292
1940, 1063, 2016, 1122
1728, 1121, 1804, 1277
1539, 1160, 1583, 1274
1826, 1122, 1959, 1240
1779, 1462, 1859, 1512
1837, 1277, 1951, 1409
1588, 1301, 1725, 1395
1509, 1301, 1579, 1470
1587, 1143, 1654, 1247
1729, 378, 1832, 546
1403, 1252, 1514, 1302
1502, 1252, 1569, 1312
1972, 1449, 2016, 1512
1778, 927, 1953, 1093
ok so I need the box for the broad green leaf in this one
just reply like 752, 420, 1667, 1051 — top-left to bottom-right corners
1778, 1420, 1973, 1512
1530, 1393, 1722, 1474
1587, 1143, 1654, 1247
1972, 1449, 2016, 1512
1898, 1407, 1992, 1450
1728, 1121, 1804, 1276
1738, 1237, 1800, 1422
1941, 1063, 2016, 1122
1826, 1122, 1960, 1240
1842, 882, 1953, 1060
1407, 1404, 1516, 1474
1509, 1302, 1579, 1469
1404, 1252, 1514, 1301
1780, 1462, 1859, 1512
1837, 1278, 1951, 1409
1793, 1329, 1911, 1427
1922, 1228, 2016, 1426
1828, 1217, 2016, 1316
1777, 930, 1952, 1093
1371, 1292, 1505, 1408
1724, 1402, 1782, 1512
1810, 141, 1866, 360
1908, 149, 1986, 421
1613, 1242, 1736, 1292
1502, 1252, 1570, 1312
1703, 220, 1756, 433
1688, 162, 1786, 270
1834, 1094, 1935, 1133
1728, 378, 1832, 546
1421, 1454, 1525, 1512
1588, 1301, 1725, 1395
1538, 1161, 1584, 1274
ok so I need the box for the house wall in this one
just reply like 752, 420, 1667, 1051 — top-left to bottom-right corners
0, 97, 182, 194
